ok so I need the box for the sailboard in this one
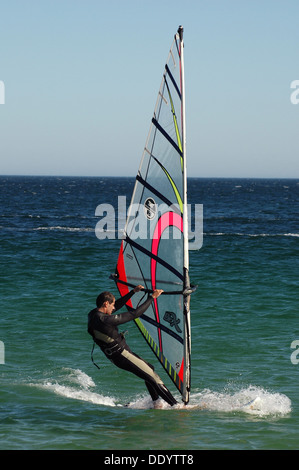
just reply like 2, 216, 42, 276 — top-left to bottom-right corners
111, 26, 195, 404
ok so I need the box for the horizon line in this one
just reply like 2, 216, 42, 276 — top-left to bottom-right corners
0, 174, 299, 180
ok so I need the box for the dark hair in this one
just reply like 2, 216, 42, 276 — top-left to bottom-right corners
96, 291, 115, 308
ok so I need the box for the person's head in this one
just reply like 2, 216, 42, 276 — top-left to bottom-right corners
96, 291, 115, 315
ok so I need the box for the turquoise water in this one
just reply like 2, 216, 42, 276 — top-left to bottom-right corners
0, 176, 298, 450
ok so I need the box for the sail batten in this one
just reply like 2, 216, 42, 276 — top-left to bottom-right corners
112, 26, 193, 404
165, 64, 181, 99
152, 118, 183, 157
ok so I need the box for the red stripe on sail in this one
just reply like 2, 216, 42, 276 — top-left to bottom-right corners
151, 211, 183, 350
178, 357, 184, 383
116, 240, 133, 308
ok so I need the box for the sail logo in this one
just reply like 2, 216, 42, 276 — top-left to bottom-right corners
290, 80, 299, 104
0, 81, 4, 104
0, 341, 4, 364
95, 196, 203, 250
144, 197, 157, 220
163, 311, 182, 333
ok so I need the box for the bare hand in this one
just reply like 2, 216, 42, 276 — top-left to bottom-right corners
152, 289, 164, 299
133, 285, 144, 293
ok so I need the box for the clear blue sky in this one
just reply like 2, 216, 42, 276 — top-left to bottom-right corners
0, 0, 299, 178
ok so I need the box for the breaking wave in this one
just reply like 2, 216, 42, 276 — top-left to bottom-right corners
30, 369, 291, 418
29, 368, 118, 407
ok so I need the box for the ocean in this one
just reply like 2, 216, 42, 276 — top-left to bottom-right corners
0, 175, 298, 451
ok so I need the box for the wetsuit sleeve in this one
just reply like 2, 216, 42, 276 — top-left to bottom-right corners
103, 296, 154, 326
114, 289, 135, 312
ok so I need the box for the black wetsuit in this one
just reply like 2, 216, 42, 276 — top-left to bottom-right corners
87, 290, 177, 406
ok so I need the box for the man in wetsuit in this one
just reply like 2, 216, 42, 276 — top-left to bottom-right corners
87, 285, 177, 407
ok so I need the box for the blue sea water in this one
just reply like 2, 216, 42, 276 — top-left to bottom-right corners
0, 175, 298, 451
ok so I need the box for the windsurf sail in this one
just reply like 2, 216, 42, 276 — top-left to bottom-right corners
111, 26, 194, 404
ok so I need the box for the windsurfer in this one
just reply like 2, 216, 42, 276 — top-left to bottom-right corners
87, 285, 177, 407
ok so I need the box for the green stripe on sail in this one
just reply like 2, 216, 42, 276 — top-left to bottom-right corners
152, 156, 183, 213
134, 318, 182, 391
165, 78, 183, 171
161, 165, 183, 213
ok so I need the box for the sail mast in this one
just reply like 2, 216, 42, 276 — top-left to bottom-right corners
178, 25, 191, 404
178, 26, 189, 274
